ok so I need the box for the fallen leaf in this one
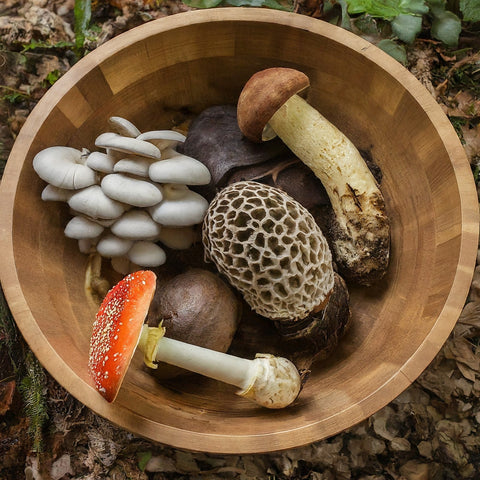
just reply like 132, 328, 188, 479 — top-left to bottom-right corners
460, 123, 480, 162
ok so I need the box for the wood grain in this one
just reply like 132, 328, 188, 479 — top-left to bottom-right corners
0, 8, 477, 454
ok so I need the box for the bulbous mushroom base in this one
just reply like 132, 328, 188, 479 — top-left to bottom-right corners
237, 354, 301, 409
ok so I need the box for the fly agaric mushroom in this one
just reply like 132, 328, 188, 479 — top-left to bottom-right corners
202, 181, 351, 364
237, 68, 390, 286
89, 270, 301, 408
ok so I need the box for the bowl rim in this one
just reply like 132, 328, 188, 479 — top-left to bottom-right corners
0, 7, 478, 454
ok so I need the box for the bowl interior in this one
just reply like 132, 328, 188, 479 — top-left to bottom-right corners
1, 9, 477, 454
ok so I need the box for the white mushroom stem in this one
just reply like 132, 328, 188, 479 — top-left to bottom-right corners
267, 94, 390, 285
138, 325, 301, 409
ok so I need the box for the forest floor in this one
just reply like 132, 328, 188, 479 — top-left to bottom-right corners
1, 1, 480, 479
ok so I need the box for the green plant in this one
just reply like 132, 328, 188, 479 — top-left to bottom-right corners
74, 0, 92, 53
1, 85, 30, 104
21, 39, 75, 53
1, 289, 49, 452
182, 0, 293, 10
18, 352, 49, 453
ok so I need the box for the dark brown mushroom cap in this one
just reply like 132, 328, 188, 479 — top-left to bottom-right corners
237, 68, 310, 143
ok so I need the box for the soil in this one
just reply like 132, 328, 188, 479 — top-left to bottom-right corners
1, 1, 479, 479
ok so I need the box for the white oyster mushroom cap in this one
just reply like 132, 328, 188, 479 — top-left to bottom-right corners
108, 116, 141, 137
33, 146, 97, 189
101, 173, 163, 207
148, 154, 211, 185
157, 226, 196, 250
68, 185, 126, 219
136, 130, 186, 150
149, 185, 209, 226
86, 151, 115, 173
96, 233, 134, 257
111, 210, 162, 240
64, 216, 105, 239
41, 184, 73, 202
113, 157, 152, 177
95, 132, 161, 159
127, 240, 166, 267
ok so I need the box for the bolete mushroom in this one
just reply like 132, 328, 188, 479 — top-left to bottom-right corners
237, 67, 390, 286
88, 270, 301, 408
202, 181, 351, 366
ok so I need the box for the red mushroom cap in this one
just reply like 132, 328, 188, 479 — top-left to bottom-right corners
88, 270, 157, 402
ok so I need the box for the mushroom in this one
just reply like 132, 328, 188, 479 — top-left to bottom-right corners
127, 240, 166, 267
88, 270, 301, 408
108, 116, 141, 138
137, 130, 186, 151
95, 132, 161, 159
113, 157, 152, 177
101, 173, 163, 207
33, 117, 212, 275
110, 209, 162, 240
202, 181, 351, 366
68, 185, 126, 220
182, 104, 290, 200
237, 67, 390, 286
96, 233, 133, 258
149, 151, 211, 186
86, 151, 115, 174
41, 184, 74, 202
149, 184, 209, 227
156, 226, 196, 250
33, 146, 97, 190
64, 215, 105, 239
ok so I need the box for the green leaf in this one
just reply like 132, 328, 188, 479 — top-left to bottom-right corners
347, 0, 428, 19
460, 0, 480, 21
431, 11, 461, 46
182, 0, 223, 6
74, 0, 92, 50
137, 451, 153, 471
391, 13, 423, 43
377, 39, 408, 64
226, 0, 293, 9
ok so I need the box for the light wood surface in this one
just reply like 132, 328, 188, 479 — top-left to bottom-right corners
0, 8, 478, 454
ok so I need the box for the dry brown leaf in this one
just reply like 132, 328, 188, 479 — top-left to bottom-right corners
445, 91, 480, 118
444, 337, 480, 374
460, 124, 480, 162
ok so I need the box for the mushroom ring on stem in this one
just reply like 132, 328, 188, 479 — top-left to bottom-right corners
237, 67, 390, 286
88, 270, 301, 408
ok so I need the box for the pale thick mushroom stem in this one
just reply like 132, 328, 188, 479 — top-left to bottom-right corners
138, 325, 301, 409
267, 94, 390, 285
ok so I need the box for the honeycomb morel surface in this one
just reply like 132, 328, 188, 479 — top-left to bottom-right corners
202, 181, 334, 321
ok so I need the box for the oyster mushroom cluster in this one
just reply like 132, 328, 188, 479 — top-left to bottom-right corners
33, 116, 211, 273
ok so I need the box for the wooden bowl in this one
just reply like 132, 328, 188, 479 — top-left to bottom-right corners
0, 9, 477, 454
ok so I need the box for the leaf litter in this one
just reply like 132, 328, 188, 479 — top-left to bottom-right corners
1, 1, 480, 479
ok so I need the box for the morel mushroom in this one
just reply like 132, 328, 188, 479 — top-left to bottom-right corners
202, 181, 351, 363
237, 67, 390, 286
88, 270, 301, 408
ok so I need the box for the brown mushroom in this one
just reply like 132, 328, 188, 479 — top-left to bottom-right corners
146, 268, 242, 378
237, 67, 390, 286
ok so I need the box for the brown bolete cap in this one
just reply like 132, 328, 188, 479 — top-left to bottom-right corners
237, 68, 310, 143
